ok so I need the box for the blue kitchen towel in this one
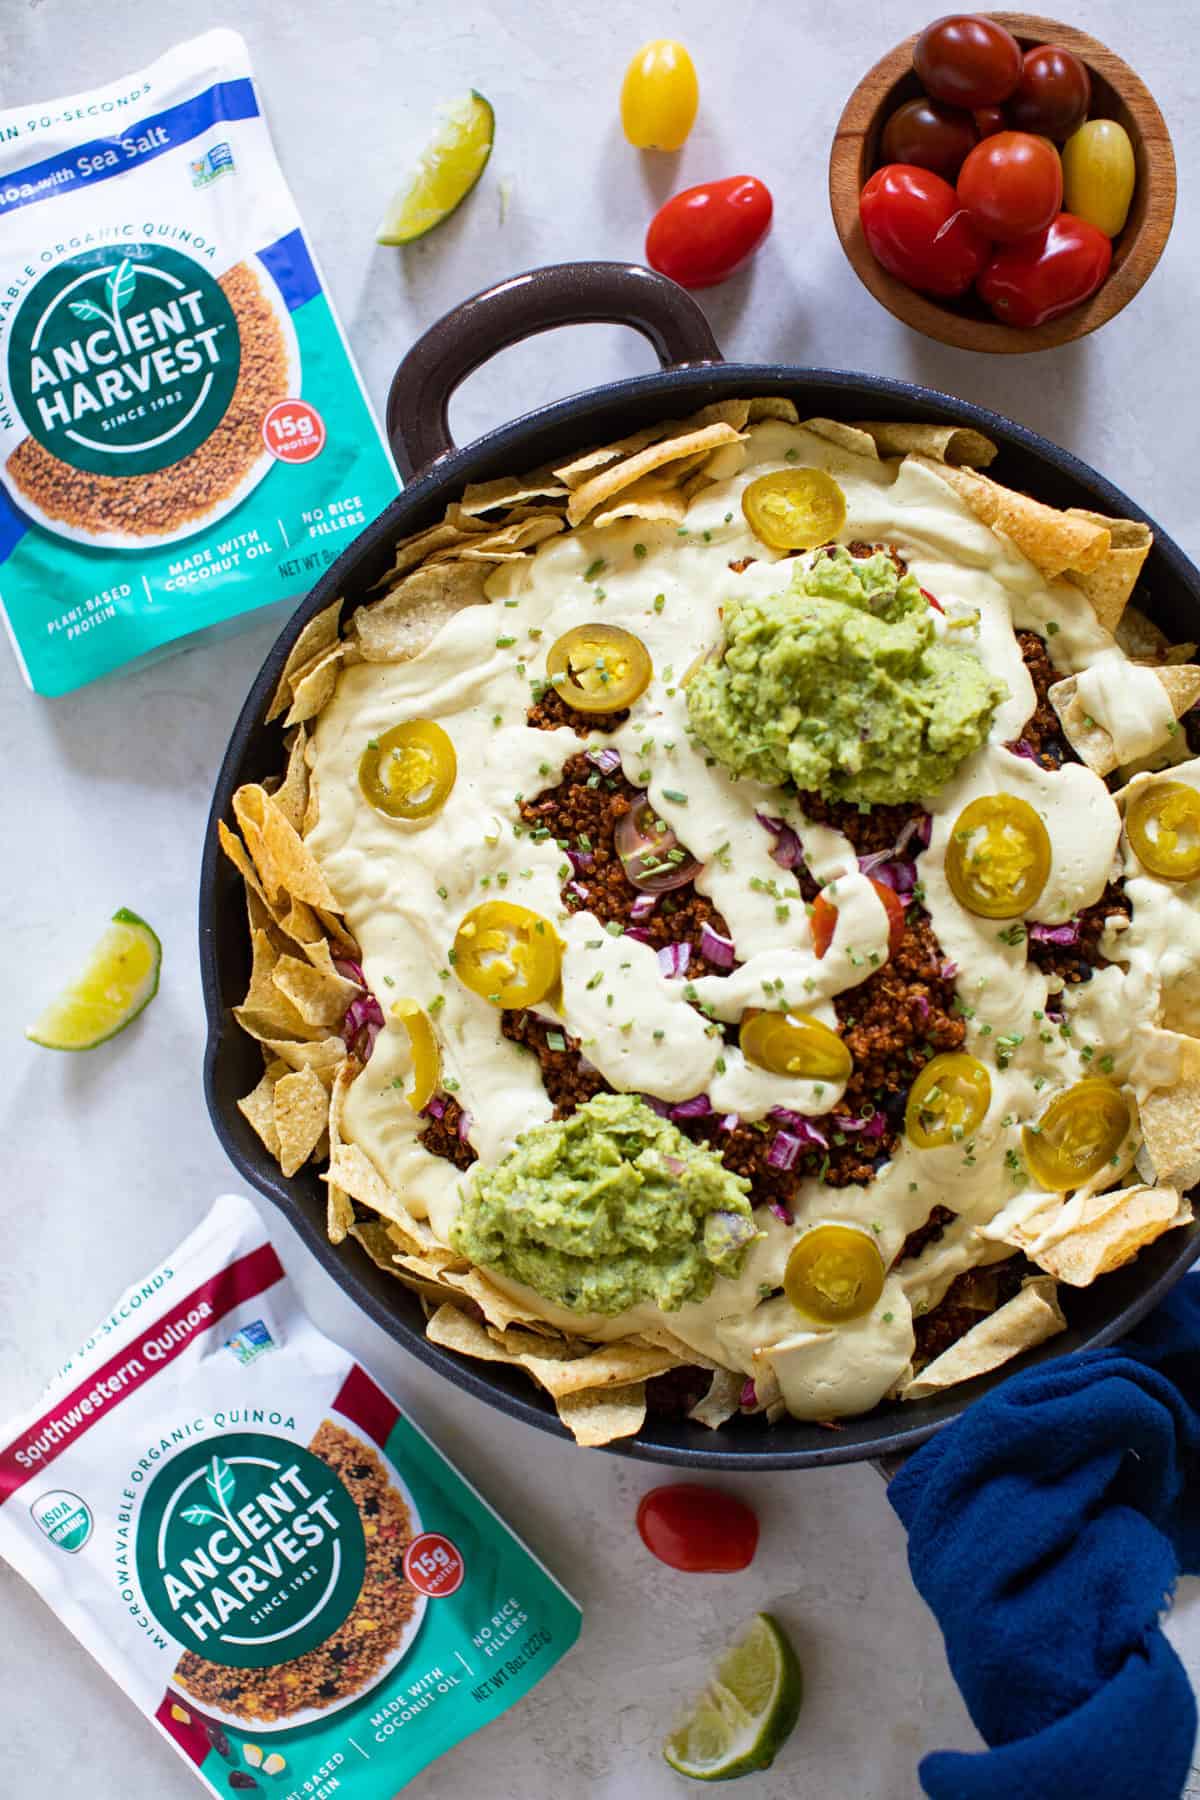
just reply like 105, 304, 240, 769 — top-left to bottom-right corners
889, 1272, 1200, 1800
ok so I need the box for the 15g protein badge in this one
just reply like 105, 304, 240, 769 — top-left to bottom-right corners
0, 32, 399, 694
0, 1195, 581, 1795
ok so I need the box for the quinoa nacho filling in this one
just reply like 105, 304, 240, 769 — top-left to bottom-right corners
224, 403, 1200, 1442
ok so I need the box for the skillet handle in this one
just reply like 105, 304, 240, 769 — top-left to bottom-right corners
386, 260, 724, 480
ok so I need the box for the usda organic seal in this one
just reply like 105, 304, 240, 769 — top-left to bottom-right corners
31, 1490, 93, 1553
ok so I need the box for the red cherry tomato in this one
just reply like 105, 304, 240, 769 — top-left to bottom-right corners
859, 165, 990, 298
914, 15, 1022, 109
636, 1485, 759, 1572
977, 212, 1112, 327
1009, 45, 1092, 141
880, 96, 978, 180
645, 176, 772, 289
973, 106, 1007, 139
811, 880, 905, 960
957, 131, 1062, 241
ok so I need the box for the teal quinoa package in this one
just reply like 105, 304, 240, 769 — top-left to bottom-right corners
0, 1194, 581, 1793
0, 31, 399, 695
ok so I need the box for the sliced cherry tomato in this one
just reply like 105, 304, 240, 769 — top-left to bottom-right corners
1022, 1079, 1131, 1191
546, 623, 652, 713
453, 902, 561, 1008
1125, 780, 1200, 881
978, 212, 1112, 327
645, 175, 772, 289
880, 96, 978, 181
859, 165, 990, 298
945, 794, 1051, 918
913, 15, 1022, 109
973, 106, 1007, 139
391, 999, 440, 1112
957, 131, 1062, 241
1062, 119, 1136, 238
359, 720, 457, 820
784, 1224, 886, 1324
615, 792, 702, 892
742, 468, 846, 551
620, 39, 699, 151
636, 1485, 759, 1572
740, 1009, 852, 1083
906, 1052, 992, 1148
1009, 45, 1091, 142
811, 880, 905, 960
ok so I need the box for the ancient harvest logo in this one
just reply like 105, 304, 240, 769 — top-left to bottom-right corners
135, 1433, 365, 1669
8, 243, 240, 477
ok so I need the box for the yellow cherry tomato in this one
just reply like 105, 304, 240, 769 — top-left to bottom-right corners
784, 1224, 886, 1324
1062, 119, 1136, 238
945, 794, 1051, 919
453, 902, 561, 1008
906, 1052, 992, 1149
741, 469, 847, 552
546, 623, 652, 713
391, 998, 440, 1112
739, 1009, 853, 1083
620, 39, 699, 152
1022, 1079, 1132, 1192
1125, 780, 1200, 881
359, 720, 457, 820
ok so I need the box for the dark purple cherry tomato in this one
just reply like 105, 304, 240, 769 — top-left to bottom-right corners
1009, 44, 1092, 141
859, 164, 990, 298
957, 131, 1062, 241
974, 106, 1007, 139
914, 15, 1022, 109
880, 96, 978, 180
645, 175, 772, 289
977, 212, 1113, 326
636, 1484, 760, 1572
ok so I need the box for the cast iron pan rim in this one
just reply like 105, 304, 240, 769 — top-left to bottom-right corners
202, 355, 1200, 1469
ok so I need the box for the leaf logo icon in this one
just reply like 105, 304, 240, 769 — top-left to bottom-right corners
207, 1455, 237, 1511
105, 258, 136, 318
68, 299, 109, 324
180, 1503, 221, 1528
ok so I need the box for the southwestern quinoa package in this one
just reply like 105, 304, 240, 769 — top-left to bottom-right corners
0, 1195, 581, 1794
0, 32, 398, 695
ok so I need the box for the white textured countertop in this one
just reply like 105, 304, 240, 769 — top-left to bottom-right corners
1, 1, 1198, 1795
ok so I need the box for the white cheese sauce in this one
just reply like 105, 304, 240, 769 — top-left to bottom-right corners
308, 418, 1190, 1418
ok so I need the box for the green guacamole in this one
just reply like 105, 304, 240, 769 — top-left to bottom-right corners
686, 547, 1007, 805
452, 1092, 756, 1316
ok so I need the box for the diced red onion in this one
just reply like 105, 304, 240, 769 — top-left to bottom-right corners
704, 1209, 759, 1258
333, 957, 367, 987
566, 880, 589, 902
699, 923, 736, 970
422, 1095, 446, 1120
767, 1130, 803, 1171
756, 811, 805, 870
832, 1112, 888, 1141
720, 1112, 740, 1133
639, 1094, 673, 1117
769, 1200, 794, 1225
354, 1019, 382, 1062
671, 1093, 712, 1121
914, 993, 930, 1023
616, 792, 702, 893
629, 893, 657, 923
767, 1108, 829, 1150
566, 848, 594, 874
1007, 738, 1040, 763
657, 941, 692, 979
858, 849, 892, 876
625, 926, 653, 944
740, 1379, 757, 1408
1029, 921, 1081, 946
457, 1109, 474, 1143
344, 992, 385, 1040
663, 1154, 685, 1176
941, 961, 959, 980
893, 813, 932, 856
863, 856, 917, 896
586, 747, 622, 774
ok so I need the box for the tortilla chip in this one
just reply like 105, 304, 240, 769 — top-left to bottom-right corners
234, 928, 323, 1043
747, 397, 800, 424
458, 470, 568, 516
801, 419, 882, 462
566, 423, 744, 528
913, 457, 1112, 579
237, 1062, 284, 1159
266, 599, 342, 722
436, 1266, 555, 1331
369, 516, 492, 589
852, 421, 997, 468
1005, 1184, 1191, 1287
900, 1276, 1066, 1401
284, 644, 343, 727
425, 1304, 677, 1400
1138, 1029, 1200, 1190
1050, 666, 1200, 776
1115, 605, 1169, 662
273, 1065, 331, 1177
272, 727, 310, 832
1063, 513, 1153, 632
689, 1367, 745, 1430
553, 426, 667, 489
592, 470, 689, 527
449, 515, 564, 562
556, 1384, 647, 1446
271, 952, 357, 1031
233, 784, 340, 910
350, 560, 490, 663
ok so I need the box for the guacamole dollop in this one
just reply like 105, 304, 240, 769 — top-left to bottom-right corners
686, 547, 1007, 805
452, 1092, 756, 1316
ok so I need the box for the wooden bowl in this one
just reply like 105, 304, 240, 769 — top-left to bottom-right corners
828, 13, 1176, 352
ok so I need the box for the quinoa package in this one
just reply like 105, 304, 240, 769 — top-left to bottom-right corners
0, 1195, 581, 1794
0, 31, 398, 695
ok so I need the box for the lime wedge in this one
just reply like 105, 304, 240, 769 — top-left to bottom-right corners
663, 1613, 802, 1782
26, 909, 161, 1051
377, 92, 495, 245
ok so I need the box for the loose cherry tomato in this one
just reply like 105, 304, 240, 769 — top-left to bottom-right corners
859, 165, 989, 298
1062, 119, 1136, 237
977, 212, 1112, 327
546, 623, 652, 712
359, 720, 457, 820
784, 1224, 886, 1324
1125, 780, 1200, 881
880, 96, 978, 181
957, 131, 1062, 241
973, 106, 1007, 139
811, 881, 905, 959
914, 15, 1022, 109
636, 1485, 759, 1572
742, 468, 846, 550
621, 40, 699, 151
645, 175, 772, 289
391, 999, 440, 1112
740, 1009, 852, 1083
453, 902, 561, 1008
1022, 1079, 1131, 1191
1009, 45, 1091, 142
906, 1052, 992, 1148
944, 794, 1051, 918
